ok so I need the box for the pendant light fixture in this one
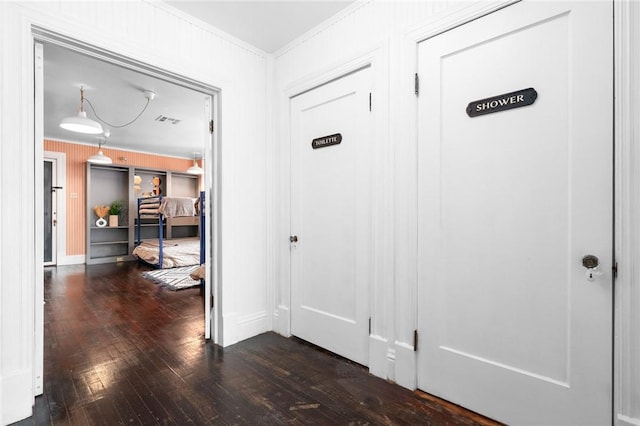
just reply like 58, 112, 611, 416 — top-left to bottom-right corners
87, 136, 113, 164
60, 86, 155, 135
60, 86, 104, 134
186, 152, 204, 175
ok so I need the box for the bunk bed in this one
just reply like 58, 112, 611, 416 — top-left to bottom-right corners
133, 192, 205, 269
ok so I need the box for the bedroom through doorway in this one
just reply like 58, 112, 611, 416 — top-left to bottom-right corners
34, 30, 220, 396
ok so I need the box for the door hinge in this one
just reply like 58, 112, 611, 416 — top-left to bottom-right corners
368, 317, 371, 335
209, 120, 214, 134
369, 92, 372, 111
413, 329, 418, 352
612, 262, 618, 279
414, 73, 419, 96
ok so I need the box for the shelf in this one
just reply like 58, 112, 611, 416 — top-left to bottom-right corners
90, 240, 129, 246
90, 226, 129, 230
88, 255, 134, 264
87, 163, 201, 265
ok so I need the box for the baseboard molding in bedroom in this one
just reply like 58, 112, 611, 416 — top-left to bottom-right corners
56, 255, 85, 266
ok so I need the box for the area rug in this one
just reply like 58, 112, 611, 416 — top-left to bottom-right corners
142, 265, 201, 290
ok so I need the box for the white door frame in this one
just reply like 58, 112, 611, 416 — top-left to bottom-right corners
277, 45, 390, 359
31, 28, 224, 398
415, 1, 612, 422
289, 65, 374, 365
42, 157, 56, 267
34, 41, 45, 397
613, 2, 640, 424
43, 151, 67, 266
399, 0, 624, 422
393, 0, 521, 390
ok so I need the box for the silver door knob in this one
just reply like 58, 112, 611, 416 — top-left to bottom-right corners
582, 255, 599, 269
582, 254, 602, 282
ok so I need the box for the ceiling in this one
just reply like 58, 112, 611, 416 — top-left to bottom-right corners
43, 1, 354, 158
166, 1, 354, 53
44, 42, 209, 159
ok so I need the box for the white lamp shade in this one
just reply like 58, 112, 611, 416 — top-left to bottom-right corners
87, 150, 113, 164
186, 159, 203, 175
60, 111, 103, 135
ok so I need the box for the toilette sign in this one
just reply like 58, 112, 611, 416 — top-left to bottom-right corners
312, 133, 342, 149
466, 88, 537, 117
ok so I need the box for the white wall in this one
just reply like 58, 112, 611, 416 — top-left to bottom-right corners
272, 0, 493, 389
273, 1, 640, 424
0, 1, 270, 424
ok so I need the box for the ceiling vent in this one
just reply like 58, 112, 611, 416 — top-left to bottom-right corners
155, 115, 181, 125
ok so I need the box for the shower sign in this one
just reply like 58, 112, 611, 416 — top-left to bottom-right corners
312, 133, 342, 149
467, 88, 538, 117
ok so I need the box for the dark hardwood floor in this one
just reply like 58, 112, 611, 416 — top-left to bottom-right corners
15, 261, 500, 425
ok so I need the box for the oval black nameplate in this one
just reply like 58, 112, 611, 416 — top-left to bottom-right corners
312, 133, 342, 149
467, 88, 537, 117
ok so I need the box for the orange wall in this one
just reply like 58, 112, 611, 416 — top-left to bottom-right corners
44, 139, 195, 256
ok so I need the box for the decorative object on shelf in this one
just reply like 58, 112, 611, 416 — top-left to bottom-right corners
93, 205, 110, 227
152, 176, 162, 195
186, 152, 204, 175
108, 200, 125, 227
59, 86, 104, 135
133, 175, 142, 193
87, 134, 113, 164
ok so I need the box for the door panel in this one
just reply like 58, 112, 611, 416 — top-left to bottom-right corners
44, 160, 53, 264
291, 67, 372, 365
44, 158, 57, 266
417, 2, 612, 424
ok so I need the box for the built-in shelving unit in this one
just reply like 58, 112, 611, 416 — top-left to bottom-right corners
86, 164, 131, 264
86, 163, 201, 265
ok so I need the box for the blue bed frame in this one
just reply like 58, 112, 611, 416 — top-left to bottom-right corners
135, 191, 205, 269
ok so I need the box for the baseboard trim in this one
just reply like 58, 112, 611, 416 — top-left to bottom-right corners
1, 368, 33, 425
221, 312, 238, 347
273, 304, 290, 337
368, 334, 390, 380
56, 254, 85, 266
618, 414, 640, 426
394, 341, 416, 390
235, 311, 270, 344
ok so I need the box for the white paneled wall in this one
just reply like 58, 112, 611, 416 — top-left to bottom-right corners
273, 0, 471, 390
0, 5, 35, 426
274, 1, 640, 424
0, 1, 270, 424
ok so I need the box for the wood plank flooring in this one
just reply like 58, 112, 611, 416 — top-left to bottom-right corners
15, 262, 500, 425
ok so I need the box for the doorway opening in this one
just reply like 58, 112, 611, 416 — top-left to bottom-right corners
33, 27, 222, 397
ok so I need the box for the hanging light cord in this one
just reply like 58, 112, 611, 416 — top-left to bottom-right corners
84, 97, 151, 129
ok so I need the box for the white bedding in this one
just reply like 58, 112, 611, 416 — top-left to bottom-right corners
132, 237, 200, 268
